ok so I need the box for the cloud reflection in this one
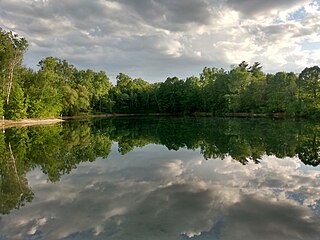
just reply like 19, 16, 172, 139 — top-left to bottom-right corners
0, 144, 319, 239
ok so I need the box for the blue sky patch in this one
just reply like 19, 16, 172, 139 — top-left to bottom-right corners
302, 41, 320, 51
288, 7, 307, 20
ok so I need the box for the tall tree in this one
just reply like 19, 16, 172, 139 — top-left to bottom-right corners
200, 67, 218, 111
26, 58, 64, 117
248, 62, 263, 76
298, 66, 320, 99
265, 72, 298, 114
0, 29, 28, 105
158, 77, 184, 113
112, 73, 134, 112
91, 71, 112, 112
5, 81, 28, 119
226, 66, 251, 112
182, 76, 201, 114
208, 68, 229, 113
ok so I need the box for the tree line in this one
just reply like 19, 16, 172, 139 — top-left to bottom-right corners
1, 28, 320, 119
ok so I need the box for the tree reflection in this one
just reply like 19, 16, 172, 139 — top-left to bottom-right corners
105, 117, 320, 167
1, 117, 320, 213
0, 122, 112, 213
296, 124, 320, 166
0, 134, 33, 214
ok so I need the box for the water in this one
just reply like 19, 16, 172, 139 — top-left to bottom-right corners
0, 117, 320, 239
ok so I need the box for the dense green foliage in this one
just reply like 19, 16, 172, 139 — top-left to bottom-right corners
1, 116, 320, 213
103, 117, 320, 167
2, 28, 320, 119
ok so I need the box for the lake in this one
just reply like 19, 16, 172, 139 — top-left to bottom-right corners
0, 117, 320, 239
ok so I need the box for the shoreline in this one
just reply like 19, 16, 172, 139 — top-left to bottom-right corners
1, 118, 64, 129
0, 113, 178, 129
61, 113, 180, 120
0, 112, 292, 129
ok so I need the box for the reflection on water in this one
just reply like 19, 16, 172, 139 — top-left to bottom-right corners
0, 117, 320, 239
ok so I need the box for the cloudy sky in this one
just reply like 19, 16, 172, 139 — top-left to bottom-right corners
1, 0, 320, 82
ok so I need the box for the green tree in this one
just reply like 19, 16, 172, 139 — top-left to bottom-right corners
91, 71, 112, 113
5, 82, 27, 119
181, 76, 201, 114
299, 66, 320, 99
266, 72, 298, 114
112, 73, 134, 112
25, 59, 63, 118
200, 67, 218, 111
248, 62, 263, 76
149, 82, 162, 112
158, 77, 184, 113
77, 85, 90, 113
0, 28, 28, 105
240, 78, 266, 113
208, 68, 229, 113
62, 85, 78, 115
298, 66, 320, 116
226, 66, 252, 112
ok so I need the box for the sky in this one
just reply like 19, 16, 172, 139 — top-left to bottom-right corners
1, 0, 320, 83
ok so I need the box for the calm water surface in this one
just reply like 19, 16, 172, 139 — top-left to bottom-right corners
0, 117, 320, 239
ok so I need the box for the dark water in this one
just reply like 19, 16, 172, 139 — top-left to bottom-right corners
0, 117, 320, 240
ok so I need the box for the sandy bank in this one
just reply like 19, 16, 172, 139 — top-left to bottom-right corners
1, 118, 64, 129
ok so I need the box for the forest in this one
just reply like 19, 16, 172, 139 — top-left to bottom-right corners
1, 28, 320, 119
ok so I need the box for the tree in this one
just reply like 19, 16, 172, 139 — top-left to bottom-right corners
299, 66, 320, 99
240, 79, 266, 113
298, 66, 320, 116
265, 72, 298, 114
77, 85, 90, 113
238, 61, 249, 71
112, 73, 133, 112
200, 67, 218, 111
149, 83, 162, 112
26, 59, 63, 118
158, 77, 184, 113
61, 85, 90, 115
226, 66, 252, 112
208, 68, 229, 113
181, 76, 201, 114
91, 71, 112, 112
62, 85, 78, 115
0, 29, 28, 105
248, 62, 263, 76
5, 82, 28, 119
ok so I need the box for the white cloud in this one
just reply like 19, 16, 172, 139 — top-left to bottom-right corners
103, 0, 122, 10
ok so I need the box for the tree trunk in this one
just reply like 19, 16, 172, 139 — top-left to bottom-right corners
6, 64, 14, 104
6, 52, 20, 105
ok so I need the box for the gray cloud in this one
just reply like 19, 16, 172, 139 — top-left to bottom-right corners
222, 195, 320, 240
118, 0, 216, 31
1, 0, 320, 82
225, 0, 310, 16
